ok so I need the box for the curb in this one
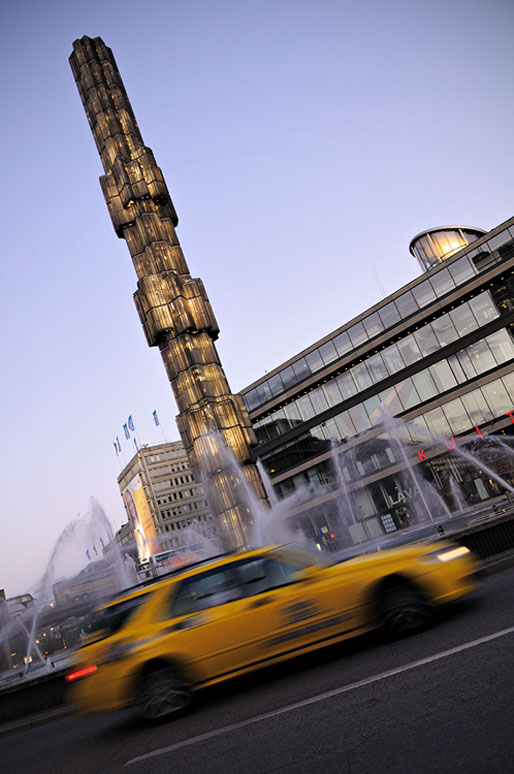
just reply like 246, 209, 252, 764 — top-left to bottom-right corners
478, 549, 514, 576
0, 706, 74, 737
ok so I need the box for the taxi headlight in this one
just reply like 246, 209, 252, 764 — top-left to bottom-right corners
420, 545, 471, 563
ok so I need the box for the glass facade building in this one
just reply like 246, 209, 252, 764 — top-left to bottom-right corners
240, 216, 514, 545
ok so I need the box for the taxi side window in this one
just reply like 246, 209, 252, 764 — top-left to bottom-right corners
170, 566, 242, 617
235, 557, 304, 596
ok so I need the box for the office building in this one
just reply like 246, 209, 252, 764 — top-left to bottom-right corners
240, 218, 514, 543
117, 441, 213, 553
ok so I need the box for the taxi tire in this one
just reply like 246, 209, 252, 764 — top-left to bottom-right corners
136, 663, 192, 721
376, 580, 433, 639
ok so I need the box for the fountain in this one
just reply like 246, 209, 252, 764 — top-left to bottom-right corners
240, 402, 514, 555
0, 498, 138, 682
449, 476, 467, 513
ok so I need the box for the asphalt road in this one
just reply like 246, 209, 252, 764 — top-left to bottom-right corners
3, 567, 514, 774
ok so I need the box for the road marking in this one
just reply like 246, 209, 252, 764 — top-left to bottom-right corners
125, 623, 514, 766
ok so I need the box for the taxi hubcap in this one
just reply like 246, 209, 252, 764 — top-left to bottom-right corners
139, 666, 191, 719
380, 585, 431, 636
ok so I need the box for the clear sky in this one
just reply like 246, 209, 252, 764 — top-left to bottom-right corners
1, 0, 513, 596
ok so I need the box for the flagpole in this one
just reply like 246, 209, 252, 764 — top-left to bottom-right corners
128, 415, 142, 448
153, 409, 168, 444
113, 441, 124, 470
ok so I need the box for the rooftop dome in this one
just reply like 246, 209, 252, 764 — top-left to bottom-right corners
409, 226, 486, 272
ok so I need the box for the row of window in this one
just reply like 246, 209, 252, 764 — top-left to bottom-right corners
161, 500, 209, 521
153, 475, 195, 490
243, 225, 514, 413
150, 464, 189, 477
155, 485, 200, 499
162, 512, 212, 533
259, 328, 514, 474
254, 294, 504, 444
157, 491, 205, 505
271, 372, 514, 499
147, 449, 187, 463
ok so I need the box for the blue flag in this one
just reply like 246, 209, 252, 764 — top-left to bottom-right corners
85, 549, 91, 561
128, 415, 134, 432
116, 437, 121, 451
123, 423, 130, 439
152, 410, 159, 426
113, 442, 118, 455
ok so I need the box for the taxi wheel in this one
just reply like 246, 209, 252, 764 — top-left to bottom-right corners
376, 581, 432, 639
137, 663, 192, 721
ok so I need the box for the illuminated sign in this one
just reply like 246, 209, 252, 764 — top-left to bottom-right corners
416, 410, 514, 462
122, 474, 159, 561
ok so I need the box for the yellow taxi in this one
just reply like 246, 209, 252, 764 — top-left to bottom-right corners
66, 541, 477, 720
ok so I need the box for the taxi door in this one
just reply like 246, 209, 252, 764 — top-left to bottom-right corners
233, 554, 363, 662
149, 563, 281, 683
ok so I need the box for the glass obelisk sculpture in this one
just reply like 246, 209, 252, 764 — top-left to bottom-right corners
69, 36, 268, 550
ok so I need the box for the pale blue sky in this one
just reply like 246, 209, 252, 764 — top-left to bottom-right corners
1, 0, 513, 594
